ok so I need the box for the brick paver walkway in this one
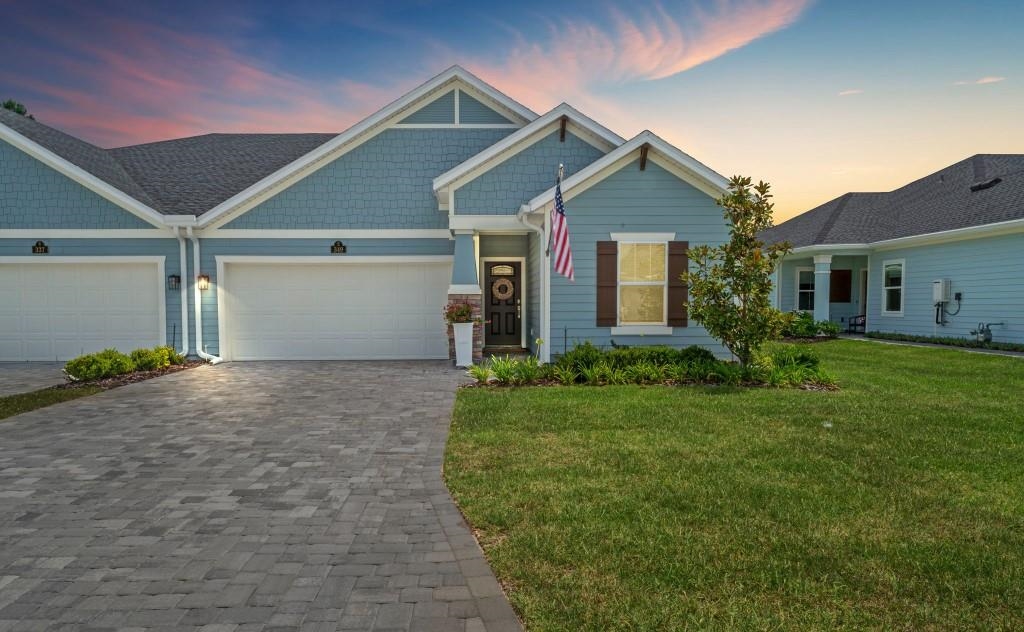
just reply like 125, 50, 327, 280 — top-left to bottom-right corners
0, 362, 520, 632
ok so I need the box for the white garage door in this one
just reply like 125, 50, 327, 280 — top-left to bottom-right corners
222, 261, 451, 360
0, 259, 164, 361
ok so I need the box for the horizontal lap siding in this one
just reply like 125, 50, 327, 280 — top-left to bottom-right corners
479, 234, 528, 258
869, 233, 1024, 343
549, 160, 730, 357
222, 129, 513, 230
0, 238, 184, 350
458, 92, 515, 124
454, 131, 605, 215
196, 238, 454, 356
0, 141, 153, 229
398, 90, 455, 124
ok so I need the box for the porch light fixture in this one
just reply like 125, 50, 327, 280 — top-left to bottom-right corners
330, 240, 347, 254
32, 240, 48, 254
197, 274, 211, 291
167, 274, 181, 291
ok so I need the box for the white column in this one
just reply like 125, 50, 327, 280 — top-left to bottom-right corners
813, 254, 832, 322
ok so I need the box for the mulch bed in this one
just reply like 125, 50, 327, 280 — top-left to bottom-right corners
56, 361, 204, 391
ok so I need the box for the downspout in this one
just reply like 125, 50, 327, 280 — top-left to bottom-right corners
186, 226, 223, 364
518, 204, 549, 363
174, 227, 190, 357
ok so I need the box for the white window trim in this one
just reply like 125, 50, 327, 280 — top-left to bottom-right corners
882, 258, 905, 317
795, 266, 815, 313
615, 238, 670, 328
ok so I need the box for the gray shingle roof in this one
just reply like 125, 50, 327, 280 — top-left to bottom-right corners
0, 108, 158, 209
0, 109, 336, 215
109, 133, 336, 215
763, 155, 1024, 248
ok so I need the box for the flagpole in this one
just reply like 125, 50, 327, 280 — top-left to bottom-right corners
546, 163, 563, 257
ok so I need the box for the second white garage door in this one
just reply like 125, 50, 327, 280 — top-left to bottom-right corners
220, 260, 452, 360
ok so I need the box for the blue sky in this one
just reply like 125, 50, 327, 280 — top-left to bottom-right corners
1, 0, 1021, 219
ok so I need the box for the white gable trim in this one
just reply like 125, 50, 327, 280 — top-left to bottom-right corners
0, 124, 168, 229
432, 103, 624, 204
199, 66, 537, 229
525, 131, 730, 214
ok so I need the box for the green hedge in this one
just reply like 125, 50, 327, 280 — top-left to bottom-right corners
65, 345, 186, 381
865, 331, 1024, 352
781, 311, 841, 339
469, 342, 835, 389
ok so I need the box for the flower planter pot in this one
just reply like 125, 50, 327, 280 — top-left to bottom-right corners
453, 322, 474, 367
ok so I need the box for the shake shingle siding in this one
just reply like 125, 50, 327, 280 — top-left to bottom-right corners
454, 131, 605, 215
0, 141, 153, 228
222, 129, 515, 229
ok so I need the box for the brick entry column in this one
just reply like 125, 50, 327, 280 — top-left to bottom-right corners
446, 294, 484, 364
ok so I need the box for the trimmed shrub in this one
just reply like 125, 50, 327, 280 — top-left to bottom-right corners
677, 345, 717, 365
65, 348, 134, 381
556, 341, 604, 372
130, 348, 163, 371
781, 312, 839, 339
154, 345, 186, 365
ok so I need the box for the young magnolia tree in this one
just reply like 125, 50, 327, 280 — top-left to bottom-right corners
682, 176, 790, 366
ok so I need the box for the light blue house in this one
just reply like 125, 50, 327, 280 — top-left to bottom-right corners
0, 66, 732, 363
764, 155, 1024, 344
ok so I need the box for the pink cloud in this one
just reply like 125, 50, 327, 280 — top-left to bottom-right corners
464, 0, 811, 126
954, 76, 1006, 85
838, 89, 863, 96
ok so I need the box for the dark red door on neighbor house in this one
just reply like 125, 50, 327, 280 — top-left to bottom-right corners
484, 262, 521, 347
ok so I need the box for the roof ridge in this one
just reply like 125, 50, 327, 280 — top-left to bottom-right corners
813, 192, 853, 243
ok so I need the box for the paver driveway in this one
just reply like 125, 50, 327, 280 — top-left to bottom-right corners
0, 362, 521, 632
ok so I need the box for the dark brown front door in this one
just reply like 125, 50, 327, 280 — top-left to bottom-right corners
484, 262, 521, 347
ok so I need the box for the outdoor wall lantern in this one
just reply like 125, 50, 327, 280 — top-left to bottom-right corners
331, 240, 347, 254
32, 240, 49, 254
197, 274, 211, 291
167, 274, 181, 291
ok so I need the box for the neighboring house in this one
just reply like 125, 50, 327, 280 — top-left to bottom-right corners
763, 155, 1024, 344
0, 66, 731, 363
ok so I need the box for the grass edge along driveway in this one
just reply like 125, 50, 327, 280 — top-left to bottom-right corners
0, 385, 103, 421
445, 340, 1024, 631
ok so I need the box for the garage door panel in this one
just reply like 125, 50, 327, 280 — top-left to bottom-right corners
0, 262, 162, 361
224, 261, 451, 360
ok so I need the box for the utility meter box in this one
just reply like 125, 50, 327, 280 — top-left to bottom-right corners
932, 279, 951, 304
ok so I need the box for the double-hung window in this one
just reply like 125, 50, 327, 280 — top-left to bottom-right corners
796, 267, 815, 312
618, 242, 668, 325
882, 260, 904, 315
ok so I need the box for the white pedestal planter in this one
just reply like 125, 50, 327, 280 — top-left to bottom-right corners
453, 322, 474, 368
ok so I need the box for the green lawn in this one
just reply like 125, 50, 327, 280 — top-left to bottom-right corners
0, 385, 103, 421
445, 340, 1024, 630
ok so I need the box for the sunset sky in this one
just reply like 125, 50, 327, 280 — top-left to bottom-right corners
1, 0, 1020, 221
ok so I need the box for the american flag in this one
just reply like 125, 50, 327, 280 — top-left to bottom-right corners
550, 179, 575, 282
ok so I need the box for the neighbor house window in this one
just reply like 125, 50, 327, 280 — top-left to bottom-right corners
618, 242, 667, 325
796, 267, 815, 311
883, 260, 904, 315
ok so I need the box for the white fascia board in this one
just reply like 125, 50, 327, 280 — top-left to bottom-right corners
215, 255, 453, 265
449, 215, 531, 232
0, 124, 167, 228
432, 103, 625, 198
200, 229, 451, 239
525, 131, 730, 213
870, 217, 1024, 251
198, 65, 538, 229
1, 229, 172, 239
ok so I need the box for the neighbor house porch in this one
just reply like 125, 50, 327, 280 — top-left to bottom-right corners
776, 252, 871, 331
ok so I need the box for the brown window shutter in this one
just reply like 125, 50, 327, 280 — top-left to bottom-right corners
596, 241, 618, 327
667, 241, 689, 327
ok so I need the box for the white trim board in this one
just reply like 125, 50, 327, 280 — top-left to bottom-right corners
1, 229, 173, 239
0, 126, 167, 228
201, 229, 452, 239
525, 130, 730, 214
480, 256, 528, 349
432, 103, 624, 201
200, 66, 537, 230
449, 215, 529, 232
214, 255, 454, 266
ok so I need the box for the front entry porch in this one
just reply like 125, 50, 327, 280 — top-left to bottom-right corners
446, 231, 538, 364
